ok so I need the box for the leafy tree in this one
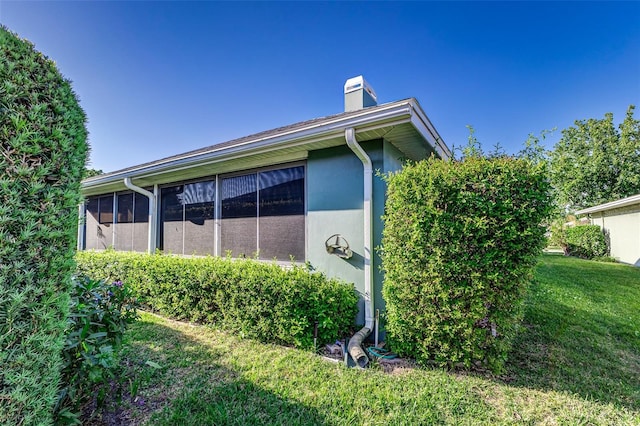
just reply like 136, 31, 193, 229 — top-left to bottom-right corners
614, 105, 640, 197
0, 26, 88, 424
549, 105, 640, 212
84, 167, 103, 178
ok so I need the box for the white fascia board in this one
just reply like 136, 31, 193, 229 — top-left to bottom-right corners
83, 102, 414, 190
408, 100, 451, 160
575, 193, 640, 215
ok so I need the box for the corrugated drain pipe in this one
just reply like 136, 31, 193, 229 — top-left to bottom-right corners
345, 127, 375, 368
123, 177, 157, 254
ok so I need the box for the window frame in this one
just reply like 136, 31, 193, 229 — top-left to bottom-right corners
219, 161, 307, 262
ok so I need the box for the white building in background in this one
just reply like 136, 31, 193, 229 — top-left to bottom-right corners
576, 193, 640, 267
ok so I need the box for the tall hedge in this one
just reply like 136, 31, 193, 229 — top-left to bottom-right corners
0, 27, 88, 424
565, 225, 608, 259
381, 156, 552, 371
76, 250, 358, 349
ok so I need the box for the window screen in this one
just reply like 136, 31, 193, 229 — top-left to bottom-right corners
161, 186, 184, 253
86, 197, 99, 222
160, 181, 216, 255
183, 181, 215, 255
258, 166, 305, 260
221, 174, 257, 257
259, 166, 304, 216
161, 186, 184, 222
183, 181, 215, 224
134, 194, 149, 223
117, 193, 134, 223
98, 195, 113, 224
222, 174, 257, 219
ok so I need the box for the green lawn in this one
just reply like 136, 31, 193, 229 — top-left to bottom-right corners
94, 254, 639, 425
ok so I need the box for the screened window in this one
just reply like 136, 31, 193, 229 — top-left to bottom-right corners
259, 166, 304, 217
160, 180, 215, 255
134, 194, 149, 223
117, 193, 134, 223
86, 197, 99, 222
221, 174, 257, 257
84, 194, 113, 250
220, 165, 305, 261
161, 186, 184, 222
98, 195, 113, 224
184, 181, 215, 225
258, 166, 305, 260
222, 174, 257, 219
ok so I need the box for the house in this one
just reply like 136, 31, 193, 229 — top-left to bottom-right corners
79, 76, 451, 353
576, 193, 640, 267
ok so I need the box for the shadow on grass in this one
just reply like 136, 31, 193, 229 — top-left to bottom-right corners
112, 319, 329, 426
503, 255, 640, 411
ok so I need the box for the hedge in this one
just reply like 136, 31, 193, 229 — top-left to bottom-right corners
381, 156, 552, 372
565, 225, 608, 259
75, 251, 358, 349
0, 26, 88, 424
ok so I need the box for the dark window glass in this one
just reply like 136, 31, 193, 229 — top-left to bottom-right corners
98, 195, 113, 224
180, 181, 215, 205
134, 194, 149, 223
117, 193, 134, 223
160, 186, 184, 253
161, 186, 184, 222
183, 181, 215, 224
86, 197, 99, 222
222, 174, 257, 219
259, 166, 304, 217
185, 202, 214, 224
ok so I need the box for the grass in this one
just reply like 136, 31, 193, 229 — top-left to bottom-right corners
91, 254, 639, 425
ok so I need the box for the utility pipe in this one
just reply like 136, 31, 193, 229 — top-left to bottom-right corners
77, 202, 86, 250
124, 177, 157, 254
345, 127, 375, 368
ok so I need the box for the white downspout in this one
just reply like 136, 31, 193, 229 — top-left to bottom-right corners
124, 177, 157, 254
345, 127, 375, 368
77, 202, 86, 250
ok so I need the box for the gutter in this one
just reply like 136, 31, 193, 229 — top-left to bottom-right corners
575, 193, 640, 215
82, 101, 417, 191
345, 127, 375, 368
123, 177, 157, 254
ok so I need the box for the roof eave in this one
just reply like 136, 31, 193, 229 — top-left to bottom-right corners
575, 193, 640, 215
82, 99, 446, 192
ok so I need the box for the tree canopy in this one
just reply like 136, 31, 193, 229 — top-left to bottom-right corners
549, 105, 640, 212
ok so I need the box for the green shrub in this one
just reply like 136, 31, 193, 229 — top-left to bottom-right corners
565, 225, 608, 259
76, 251, 358, 349
0, 26, 88, 424
55, 276, 139, 424
381, 156, 552, 372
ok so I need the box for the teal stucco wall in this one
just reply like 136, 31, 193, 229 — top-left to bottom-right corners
307, 139, 400, 331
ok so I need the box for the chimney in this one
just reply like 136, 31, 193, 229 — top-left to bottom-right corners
344, 75, 377, 112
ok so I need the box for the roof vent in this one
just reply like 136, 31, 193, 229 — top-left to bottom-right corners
344, 75, 377, 112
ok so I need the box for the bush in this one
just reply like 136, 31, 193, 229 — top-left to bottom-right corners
381, 156, 552, 372
76, 251, 358, 349
565, 225, 608, 259
0, 26, 88, 424
55, 276, 139, 424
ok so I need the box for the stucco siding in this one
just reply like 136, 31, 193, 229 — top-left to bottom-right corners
306, 140, 388, 327
307, 144, 367, 324
593, 205, 640, 266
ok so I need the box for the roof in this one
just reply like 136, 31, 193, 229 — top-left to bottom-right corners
575, 193, 640, 215
82, 98, 450, 195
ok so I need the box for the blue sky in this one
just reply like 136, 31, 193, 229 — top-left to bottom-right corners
2, 1, 638, 172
